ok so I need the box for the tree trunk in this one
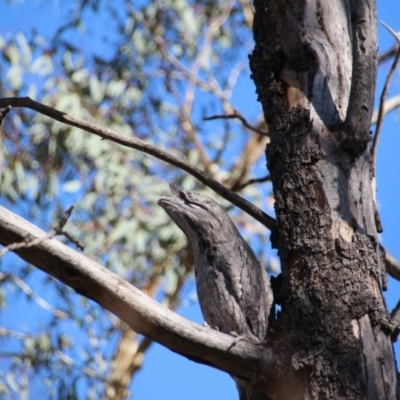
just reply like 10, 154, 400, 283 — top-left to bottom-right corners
250, 0, 399, 398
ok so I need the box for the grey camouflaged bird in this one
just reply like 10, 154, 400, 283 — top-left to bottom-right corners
157, 184, 273, 343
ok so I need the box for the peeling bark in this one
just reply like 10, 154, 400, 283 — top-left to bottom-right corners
250, 0, 399, 398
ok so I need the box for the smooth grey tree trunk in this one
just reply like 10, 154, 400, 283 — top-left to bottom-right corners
249, 0, 399, 398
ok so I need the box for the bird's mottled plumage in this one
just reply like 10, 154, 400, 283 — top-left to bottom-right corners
157, 184, 273, 342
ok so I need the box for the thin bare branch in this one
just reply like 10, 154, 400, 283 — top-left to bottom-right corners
0, 97, 276, 231
0, 105, 11, 124
379, 21, 400, 44
385, 253, 400, 281
224, 61, 247, 100
0, 205, 274, 381
0, 327, 31, 340
55, 349, 100, 379
379, 45, 400, 64
225, 131, 269, 191
371, 44, 400, 170
371, 94, 400, 125
238, 0, 254, 29
235, 175, 271, 191
204, 113, 269, 136
0, 204, 82, 257
391, 299, 400, 342
211, 122, 231, 166
0, 230, 55, 257
0, 272, 69, 318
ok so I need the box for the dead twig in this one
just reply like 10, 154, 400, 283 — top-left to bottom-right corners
238, 0, 254, 29
235, 175, 271, 191
380, 21, 400, 43
371, 94, 400, 125
0, 272, 69, 318
0, 327, 30, 340
371, 22, 400, 170
0, 105, 11, 124
204, 113, 269, 136
385, 253, 400, 281
391, 299, 400, 341
0, 204, 82, 257
379, 44, 400, 65
384, 252, 400, 341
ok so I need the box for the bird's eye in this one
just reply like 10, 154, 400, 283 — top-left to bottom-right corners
189, 201, 207, 210
179, 190, 190, 202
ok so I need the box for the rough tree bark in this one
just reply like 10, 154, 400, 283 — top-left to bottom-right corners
249, 0, 399, 399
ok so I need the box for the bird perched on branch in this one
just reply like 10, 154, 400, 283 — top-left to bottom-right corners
157, 184, 273, 343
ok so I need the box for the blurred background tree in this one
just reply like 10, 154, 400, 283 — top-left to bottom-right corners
0, 0, 399, 399
0, 1, 274, 399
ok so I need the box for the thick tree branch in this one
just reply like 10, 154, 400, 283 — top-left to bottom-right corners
0, 205, 272, 382
268, 0, 308, 69
344, 0, 377, 144
0, 97, 276, 231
